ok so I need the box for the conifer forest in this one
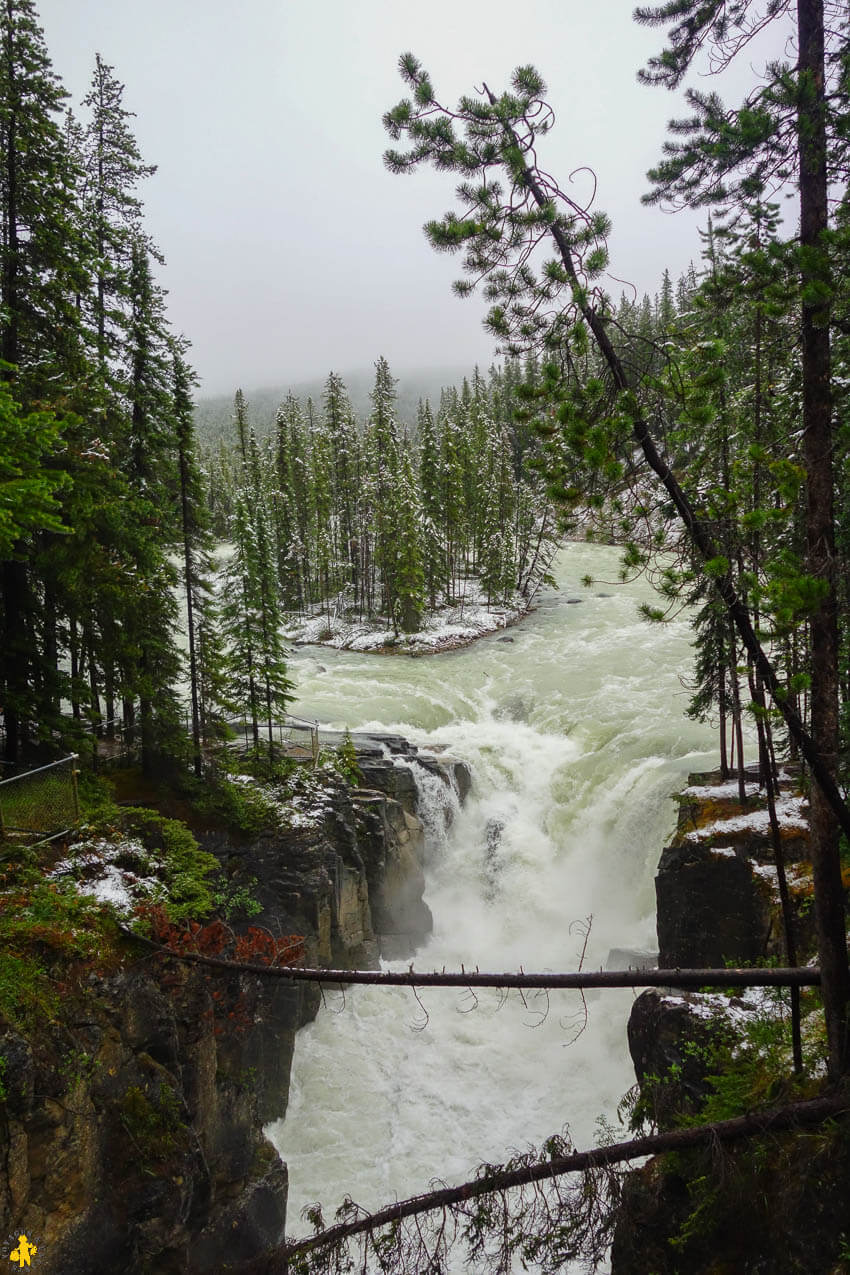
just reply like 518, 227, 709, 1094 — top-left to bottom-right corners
4, 0, 850, 1270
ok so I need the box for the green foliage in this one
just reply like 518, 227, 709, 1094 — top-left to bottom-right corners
0, 378, 70, 556
119, 1082, 187, 1166
335, 730, 362, 787
75, 770, 121, 822
0, 951, 58, 1028
0, 865, 115, 1029
116, 807, 218, 920
210, 875, 262, 920
189, 773, 278, 838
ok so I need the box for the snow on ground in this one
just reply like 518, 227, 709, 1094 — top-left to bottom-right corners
660, 985, 783, 1027
707, 844, 812, 896
50, 836, 159, 916
281, 583, 527, 653
230, 769, 335, 830
682, 780, 762, 800
684, 794, 809, 841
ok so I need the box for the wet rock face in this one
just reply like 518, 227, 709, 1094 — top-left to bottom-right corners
655, 840, 773, 968
0, 967, 290, 1275
626, 989, 732, 1129
654, 769, 814, 970
612, 767, 839, 1275
352, 794, 432, 958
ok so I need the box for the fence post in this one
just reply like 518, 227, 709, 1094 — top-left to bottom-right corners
0, 793, 5, 840
70, 756, 81, 822
311, 722, 319, 768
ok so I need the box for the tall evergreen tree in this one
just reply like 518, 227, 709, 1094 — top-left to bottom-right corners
0, 0, 90, 761
81, 53, 156, 378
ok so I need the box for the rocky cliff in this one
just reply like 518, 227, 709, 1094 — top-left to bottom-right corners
0, 736, 469, 1274
611, 768, 850, 1274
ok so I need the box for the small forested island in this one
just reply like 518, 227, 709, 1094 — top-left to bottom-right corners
1, 0, 850, 1272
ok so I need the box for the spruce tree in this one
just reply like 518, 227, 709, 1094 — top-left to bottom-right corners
173, 343, 224, 775
0, 0, 89, 761
417, 398, 445, 609
366, 356, 401, 619
393, 450, 425, 633
81, 53, 156, 377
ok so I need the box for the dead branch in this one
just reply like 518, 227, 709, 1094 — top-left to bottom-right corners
269, 1093, 848, 1272
121, 930, 822, 990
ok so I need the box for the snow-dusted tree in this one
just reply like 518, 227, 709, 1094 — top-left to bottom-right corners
479, 423, 516, 605
417, 398, 445, 609
365, 356, 402, 618
221, 485, 292, 753
392, 450, 426, 633
81, 53, 156, 377
173, 342, 228, 773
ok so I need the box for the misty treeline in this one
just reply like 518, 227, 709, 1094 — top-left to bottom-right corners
203, 356, 563, 636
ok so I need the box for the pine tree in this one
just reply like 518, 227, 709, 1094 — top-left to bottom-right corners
393, 450, 425, 633
173, 342, 224, 775
119, 238, 183, 774
417, 399, 445, 609
0, 0, 90, 761
323, 371, 358, 602
81, 53, 156, 377
382, 45, 850, 1074
635, 0, 850, 1075
221, 485, 292, 756
233, 387, 249, 466
365, 356, 401, 618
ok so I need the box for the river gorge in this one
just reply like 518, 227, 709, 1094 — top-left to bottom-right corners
269, 541, 720, 1260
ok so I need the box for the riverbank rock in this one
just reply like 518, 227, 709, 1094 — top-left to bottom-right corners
656, 769, 815, 968
610, 1108, 850, 1274
626, 988, 735, 1129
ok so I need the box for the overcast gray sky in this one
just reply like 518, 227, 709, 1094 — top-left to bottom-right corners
36, 1, 789, 397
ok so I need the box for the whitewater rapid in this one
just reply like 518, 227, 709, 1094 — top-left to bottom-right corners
267, 542, 718, 1265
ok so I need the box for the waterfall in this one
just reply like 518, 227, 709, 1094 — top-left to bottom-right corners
266, 542, 719, 1270
389, 749, 462, 858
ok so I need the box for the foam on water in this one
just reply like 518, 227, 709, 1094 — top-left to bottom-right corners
268, 543, 720, 1268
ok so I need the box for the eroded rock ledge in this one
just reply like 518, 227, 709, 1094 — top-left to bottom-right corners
611, 767, 850, 1274
0, 735, 469, 1274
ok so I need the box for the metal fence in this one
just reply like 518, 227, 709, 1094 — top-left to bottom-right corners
0, 754, 80, 841
224, 714, 320, 765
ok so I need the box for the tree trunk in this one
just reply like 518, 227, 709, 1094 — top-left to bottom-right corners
796, 0, 849, 1076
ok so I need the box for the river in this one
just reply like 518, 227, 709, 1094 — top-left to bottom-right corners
266, 541, 718, 1268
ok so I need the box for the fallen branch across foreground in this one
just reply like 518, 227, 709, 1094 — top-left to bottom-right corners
123, 929, 821, 989
270, 1093, 848, 1271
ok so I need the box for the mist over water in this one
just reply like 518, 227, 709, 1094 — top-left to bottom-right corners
267, 543, 718, 1263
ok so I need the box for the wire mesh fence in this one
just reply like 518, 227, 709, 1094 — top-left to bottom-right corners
0, 754, 80, 841
223, 715, 320, 764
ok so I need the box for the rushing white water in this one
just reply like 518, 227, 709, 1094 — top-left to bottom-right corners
267, 543, 718, 1266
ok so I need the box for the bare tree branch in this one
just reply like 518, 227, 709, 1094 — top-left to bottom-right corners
122, 928, 821, 989
256, 1093, 848, 1273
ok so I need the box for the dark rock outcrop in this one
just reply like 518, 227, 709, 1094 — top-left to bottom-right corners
626, 988, 735, 1129
0, 964, 290, 1275
0, 737, 469, 1274
655, 840, 774, 968
610, 768, 850, 1275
